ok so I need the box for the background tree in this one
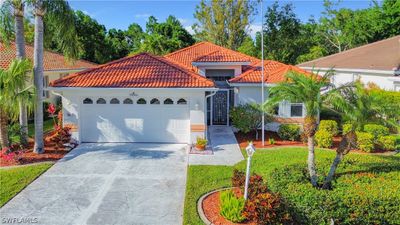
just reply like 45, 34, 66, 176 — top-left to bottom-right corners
125, 23, 144, 54
193, 0, 256, 50
237, 36, 259, 57
140, 15, 195, 55
105, 28, 130, 60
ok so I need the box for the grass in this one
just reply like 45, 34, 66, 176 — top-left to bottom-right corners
0, 163, 53, 207
28, 119, 54, 137
183, 147, 400, 224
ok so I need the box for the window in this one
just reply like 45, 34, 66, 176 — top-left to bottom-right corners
150, 98, 160, 104
96, 98, 106, 104
137, 98, 146, 104
110, 98, 120, 104
290, 104, 303, 117
83, 98, 93, 104
177, 98, 187, 105
123, 98, 133, 104
164, 98, 174, 104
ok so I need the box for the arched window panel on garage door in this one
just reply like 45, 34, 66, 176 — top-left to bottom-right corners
150, 98, 160, 104
123, 98, 133, 104
96, 98, 106, 104
164, 98, 174, 104
83, 98, 93, 104
177, 98, 187, 105
110, 98, 120, 104
137, 98, 147, 104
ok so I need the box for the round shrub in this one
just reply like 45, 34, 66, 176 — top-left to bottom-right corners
315, 130, 333, 148
356, 132, 375, 152
378, 135, 396, 151
364, 124, 389, 139
230, 104, 269, 134
318, 120, 338, 135
278, 124, 300, 141
342, 123, 353, 135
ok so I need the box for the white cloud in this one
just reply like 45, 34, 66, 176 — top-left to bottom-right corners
184, 26, 195, 35
134, 13, 151, 19
178, 18, 189, 25
248, 24, 262, 39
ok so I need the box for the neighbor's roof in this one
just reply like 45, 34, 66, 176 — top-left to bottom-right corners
50, 53, 215, 88
297, 35, 400, 71
165, 41, 260, 71
229, 61, 312, 83
0, 42, 97, 71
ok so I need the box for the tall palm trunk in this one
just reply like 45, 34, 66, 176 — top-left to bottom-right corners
322, 132, 357, 189
0, 108, 9, 148
33, 3, 45, 154
304, 116, 318, 187
14, 3, 29, 146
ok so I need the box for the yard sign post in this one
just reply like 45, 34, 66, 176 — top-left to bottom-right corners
261, 0, 265, 146
244, 143, 256, 200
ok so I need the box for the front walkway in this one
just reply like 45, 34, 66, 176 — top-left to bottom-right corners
189, 126, 244, 165
0, 143, 187, 225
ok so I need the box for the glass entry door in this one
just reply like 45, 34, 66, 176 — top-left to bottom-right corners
212, 90, 229, 125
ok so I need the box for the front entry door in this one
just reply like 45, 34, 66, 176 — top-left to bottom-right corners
212, 90, 229, 125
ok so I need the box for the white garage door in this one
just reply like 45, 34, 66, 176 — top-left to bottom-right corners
80, 97, 190, 143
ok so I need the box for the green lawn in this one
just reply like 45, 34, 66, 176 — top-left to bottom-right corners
0, 163, 53, 207
28, 119, 54, 137
184, 147, 400, 225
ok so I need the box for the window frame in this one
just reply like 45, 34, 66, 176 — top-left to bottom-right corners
123, 98, 134, 104
163, 98, 174, 105
150, 98, 160, 105
83, 98, 93, 104
137, 98, 147, 104
289, 103, 304, 118
96, 98, 107, 104
177, 98, 187, 105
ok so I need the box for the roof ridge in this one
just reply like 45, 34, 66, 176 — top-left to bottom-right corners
298, 35, 400, 66
164, 42, 207, 57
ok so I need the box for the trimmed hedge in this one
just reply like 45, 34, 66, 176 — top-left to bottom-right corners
278, 124, 300, 141
342, 123, 353, 135
315, 130, 333, 148
318, 120, 338, 136
378, 136, 397, 151
356, 132, 375, 152
364, 124, 389, 139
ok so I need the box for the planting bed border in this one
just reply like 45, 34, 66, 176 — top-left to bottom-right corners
197, 187, 233, 225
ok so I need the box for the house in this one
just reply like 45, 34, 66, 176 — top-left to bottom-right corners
0, 42, 97, 103
49, 42, 309, 144
298, 35, 400, 91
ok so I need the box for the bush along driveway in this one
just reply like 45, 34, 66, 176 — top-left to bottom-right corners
184, 147, 400, 225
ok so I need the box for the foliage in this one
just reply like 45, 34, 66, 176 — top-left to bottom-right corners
193, 0, 257, 50
356, 132, 374, 152
0, 147, 23, 164
49, 111, 71, 148
364, 124, 389, 139
232, 169, 245, 187
268, 138, 275, 145
196, 137, 207, 147
318, 120, 338, 135
342, 123, 352, 135
219, 190, 246, 223
0, 162, 53, 207
278, 124, 300, 141
377, 135, 397, 151
315, 130, 333, 148
237, 36, 259, 57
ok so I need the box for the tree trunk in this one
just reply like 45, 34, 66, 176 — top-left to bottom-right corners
14, 8, 29, 146
33, 5, 45, 154
0, 109, 10, 148
307, 136, 318, 187
322, 152, 343, 189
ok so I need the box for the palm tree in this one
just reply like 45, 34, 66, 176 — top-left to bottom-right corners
31, 0, 78, 153
0, 59, 32, 148
322, 82, 393, 189
265, 71, 334, 187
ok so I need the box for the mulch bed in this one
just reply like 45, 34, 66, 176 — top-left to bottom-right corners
202, 187, 256, 225
235, 130, 306, 148
0, 132, 71, 167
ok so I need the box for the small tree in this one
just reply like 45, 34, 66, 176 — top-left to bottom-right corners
230, 103, 272, 140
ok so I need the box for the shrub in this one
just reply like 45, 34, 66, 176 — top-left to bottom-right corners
231, 170, 267, 200
232, 169, 245, 187
356, 132, 374, 152
364, 124, 389, 139
219, 190, 245, 223
342, 123, 353, 135
378, 136, 396, 151
243, 192, 291, 225
318, 120, 338, 135
230, 104, 272, 139
268, 138, 275, 145
278, 124, 300, 141
315, 130, 333, 148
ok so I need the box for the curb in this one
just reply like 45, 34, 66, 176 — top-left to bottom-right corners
197, 187, 233, 225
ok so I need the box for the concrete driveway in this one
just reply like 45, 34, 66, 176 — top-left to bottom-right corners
0, 143, 188, 225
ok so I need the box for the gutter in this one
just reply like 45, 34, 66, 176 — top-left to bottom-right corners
204, 90, 218, 141
46, 87, 219, 91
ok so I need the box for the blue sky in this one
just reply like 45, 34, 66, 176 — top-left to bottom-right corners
68, 0, 377, 38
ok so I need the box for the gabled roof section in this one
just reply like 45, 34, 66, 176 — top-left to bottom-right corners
0, 42, 97, 70
229, 61, 312, 83
297, 35, 400, 71
50, 53, 215, 88
165, 41, 260, 71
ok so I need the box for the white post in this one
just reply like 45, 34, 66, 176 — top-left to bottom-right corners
261, 0, 265, 146
244, 155, 252, 200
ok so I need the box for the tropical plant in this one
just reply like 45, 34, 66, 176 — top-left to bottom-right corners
318, 120, 338, 135
378, 135, 396, 151
219, 190, 246, 223
277, 124, 300, 141
0, 59, 32, 148
265, 70, 335, 187
315, 129, 333, 148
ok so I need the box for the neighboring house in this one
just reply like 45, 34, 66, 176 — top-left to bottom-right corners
298, 35, 400, 91
0, 42, 97, 103
49, 42, 309, 144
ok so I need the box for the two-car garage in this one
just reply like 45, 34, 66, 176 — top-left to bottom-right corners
79, 96, 190, 143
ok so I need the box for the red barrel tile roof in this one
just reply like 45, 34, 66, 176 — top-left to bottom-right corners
50, 53, 215, 88
0, 42, 97, 70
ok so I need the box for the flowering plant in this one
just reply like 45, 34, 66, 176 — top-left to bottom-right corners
0, 147, 23, 164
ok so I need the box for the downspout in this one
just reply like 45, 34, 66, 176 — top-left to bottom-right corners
205, 91, 217, 140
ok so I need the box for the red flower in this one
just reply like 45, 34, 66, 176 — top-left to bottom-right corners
47, 103, 56, 115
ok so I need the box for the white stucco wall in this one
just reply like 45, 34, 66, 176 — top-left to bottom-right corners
235, 86, 269, 105
58, 88, 208, 143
